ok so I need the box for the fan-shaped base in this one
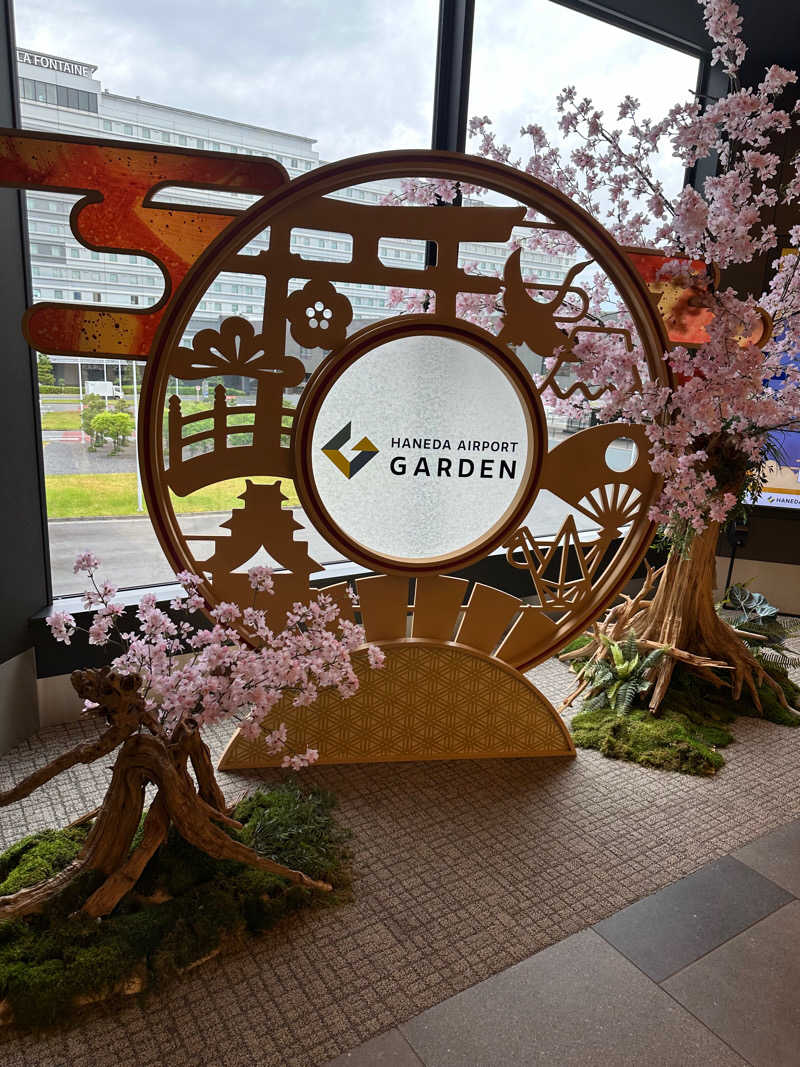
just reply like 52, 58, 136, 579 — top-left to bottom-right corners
218, 640, 575, 769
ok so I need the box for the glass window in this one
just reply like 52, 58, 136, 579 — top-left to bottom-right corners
464, 0, 699, 543
469, 1, 698, 204
35, 81, 47, 103
15, 0, 439, 596
54, 289, 63, 299
90, 252, 100, 260
93, 291, 101, 302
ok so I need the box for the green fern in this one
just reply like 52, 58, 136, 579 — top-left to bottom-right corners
617, 679, 638, 714
638, 648, 664, 674
583, 689, 609, 714
753, 647, 800, 671
580, 633, 666, 715
616, 632, 633, 663
717, 588, 800, 678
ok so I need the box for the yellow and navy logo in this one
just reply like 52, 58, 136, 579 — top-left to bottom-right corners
322, 422, 379, 478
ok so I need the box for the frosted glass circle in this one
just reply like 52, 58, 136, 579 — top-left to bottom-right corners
303, 332, 542, 567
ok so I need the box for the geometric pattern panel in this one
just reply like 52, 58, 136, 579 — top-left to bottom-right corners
218, 640, 575, 769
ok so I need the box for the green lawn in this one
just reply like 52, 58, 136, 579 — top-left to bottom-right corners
45, 473, 299, 518
41, 411, 82, 430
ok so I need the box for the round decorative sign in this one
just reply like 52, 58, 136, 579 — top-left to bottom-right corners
294, 318, 546, 573
140, 149, 671, 672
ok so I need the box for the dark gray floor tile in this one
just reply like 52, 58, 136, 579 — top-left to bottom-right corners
733, 818, 800, 895
400, 929, 746, 1066
325, 1028, 424, 1066
663, 900, 800, 1066
593, 855, 792, 981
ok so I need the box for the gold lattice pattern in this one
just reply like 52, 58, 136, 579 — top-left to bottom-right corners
218, 642, 575, 769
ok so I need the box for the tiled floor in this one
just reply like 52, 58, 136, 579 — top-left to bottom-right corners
1, 656, 799, 1065
329, 818, 800, 1066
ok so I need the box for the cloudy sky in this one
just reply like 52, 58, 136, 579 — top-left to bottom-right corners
15, 0, 700, 194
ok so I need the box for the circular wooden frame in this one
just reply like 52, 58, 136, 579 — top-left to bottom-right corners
140, 149, 671, 667
293, 315, 548, 576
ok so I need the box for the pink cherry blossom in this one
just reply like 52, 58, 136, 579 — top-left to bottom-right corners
391, 0, 800, 545
247, 565, 274, 593
73, 551, 100, 574
47, 551, 382, 767
46, 610, 76, 645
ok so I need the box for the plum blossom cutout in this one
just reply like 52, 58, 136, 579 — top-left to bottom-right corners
286, 280, 352, 350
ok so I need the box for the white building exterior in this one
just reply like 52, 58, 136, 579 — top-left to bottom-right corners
17, 47, 574, 386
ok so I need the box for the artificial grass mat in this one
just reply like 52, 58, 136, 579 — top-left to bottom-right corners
571, 663, 800, 776
0, 783, 349, 1029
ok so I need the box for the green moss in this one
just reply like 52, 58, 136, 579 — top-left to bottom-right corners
572, 663, 800, 775
0, 783, 349, 1028
561, 634, 592, 655
759, 667, 800, 725
572, 706, 727, 775
0, 828, 88, 895
235, 783, 349, 885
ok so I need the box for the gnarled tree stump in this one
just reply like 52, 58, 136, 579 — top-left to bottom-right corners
561, 520, 798, 716
0, 668, 331, 921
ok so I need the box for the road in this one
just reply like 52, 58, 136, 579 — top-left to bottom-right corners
48, 496, 596, 598
42, 433, 138, 475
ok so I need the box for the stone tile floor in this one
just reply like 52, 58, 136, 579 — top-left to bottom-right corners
332, 822, 800, 1066
1, 656, 799, 1065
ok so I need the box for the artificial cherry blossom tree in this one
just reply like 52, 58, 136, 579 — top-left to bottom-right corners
554, 0, 800, 712
0, 554, 382, 919
392, 0, 800, 713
